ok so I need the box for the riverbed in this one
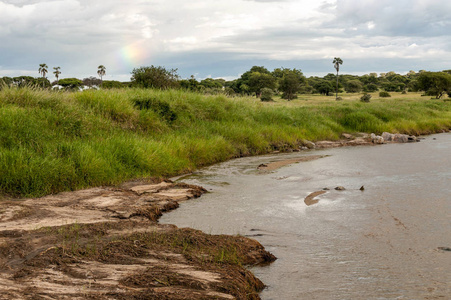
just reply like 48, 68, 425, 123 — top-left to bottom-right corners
160, 133, 451, 299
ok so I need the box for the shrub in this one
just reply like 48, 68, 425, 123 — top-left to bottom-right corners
360, 93, 371, 102
401, 90, 407, 94
379, 91, 391, 97
133, 97, 177, 122
260, 88, 274, 102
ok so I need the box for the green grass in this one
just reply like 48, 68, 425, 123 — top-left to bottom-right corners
1, 87, 450, 197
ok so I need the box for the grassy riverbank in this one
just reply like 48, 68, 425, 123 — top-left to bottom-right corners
1, 87, 450, 197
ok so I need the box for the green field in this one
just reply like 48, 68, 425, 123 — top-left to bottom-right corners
1, 87, 450, 197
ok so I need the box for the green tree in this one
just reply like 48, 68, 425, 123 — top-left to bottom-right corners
53, 66, 61, 84
13, 76, 36, 87
364, 83, 379, 92
200, 78, 223, 89
83, 76, 102, 87
236, 66, 272, 95
102, 80, 124, 89
180, 75, 200, 91
274, 68, 305, 100
417, 72, 451, 99
131, 66, 180, 89
58, 78, 83, 90
247, 72, 276, 97
345, 80, 363, 93
38, 63, 48, 88
314, 80, 334, 95
97, 65, 106, 87
333, 57, 343, 100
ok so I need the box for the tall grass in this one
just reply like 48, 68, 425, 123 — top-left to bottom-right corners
1, 86, 450, 197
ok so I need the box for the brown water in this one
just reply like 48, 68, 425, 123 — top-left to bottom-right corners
160, 134, 451, 299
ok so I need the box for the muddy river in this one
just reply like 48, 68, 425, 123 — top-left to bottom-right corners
160, 134, 451, 299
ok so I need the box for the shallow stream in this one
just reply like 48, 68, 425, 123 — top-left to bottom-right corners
160, 133, 451, 299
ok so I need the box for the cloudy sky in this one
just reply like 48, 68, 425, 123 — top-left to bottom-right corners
1, 0, 450, 81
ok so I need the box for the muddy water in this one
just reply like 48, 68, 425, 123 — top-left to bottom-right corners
160, 134, 451, 299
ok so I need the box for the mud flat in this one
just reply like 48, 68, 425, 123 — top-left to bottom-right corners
0, 179, 275, 300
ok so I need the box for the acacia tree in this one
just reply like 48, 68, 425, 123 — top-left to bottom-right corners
333, 57, 343, 100
131, 66, 180, 89
417, 72, 451, 99
38, 63, 48, 88
53, 66, 61, 84
97, 65, 106, 87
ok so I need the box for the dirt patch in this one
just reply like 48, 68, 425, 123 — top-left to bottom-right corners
257, 155, 327, 172
304, 191, 327, 206
0, 179, 275, 299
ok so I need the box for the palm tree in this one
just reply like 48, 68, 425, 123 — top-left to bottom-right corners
53, 67, 61, 84
38, 63, 48, 88
333, 57, 343, 100
97, 65, 106, 87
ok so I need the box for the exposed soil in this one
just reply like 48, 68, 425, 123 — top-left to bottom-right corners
304, 191, 327, 206
0, 179, 276, 300
257, 155, 327, 172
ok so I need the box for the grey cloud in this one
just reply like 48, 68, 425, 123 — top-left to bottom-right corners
322, 0, 451, 37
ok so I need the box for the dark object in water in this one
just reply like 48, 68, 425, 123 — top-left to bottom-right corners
437, 247, 451, 252
360, 186, 365, 191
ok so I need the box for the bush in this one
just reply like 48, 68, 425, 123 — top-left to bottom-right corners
360, 93, 371, 102
379, 91, 391, 97
401, 90, 407, 94
260, 88, 274, 102
133, 97, 177, 123
131, 66, 180, 89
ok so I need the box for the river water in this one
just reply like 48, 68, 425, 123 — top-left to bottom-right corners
160, 133, 451, 299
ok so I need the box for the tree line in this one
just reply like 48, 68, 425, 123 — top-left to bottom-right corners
1, 63, 451, 100
130, 65, 451, 100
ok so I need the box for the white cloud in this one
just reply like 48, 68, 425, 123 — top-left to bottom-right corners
0, 0, 450, 79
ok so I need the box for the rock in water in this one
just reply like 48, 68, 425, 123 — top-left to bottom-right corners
303, 140, 316, 149
360, 186, 365, 191
335, 186, 346, 191
371, 133, 384, 144
382, 132, 393, 142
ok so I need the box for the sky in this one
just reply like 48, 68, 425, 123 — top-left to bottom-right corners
1, 0, 450, 81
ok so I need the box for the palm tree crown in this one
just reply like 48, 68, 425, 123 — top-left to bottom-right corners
53, 66, 61, 84
97, 65, 106, 87
38, 63, 49, 88
39, 63, 48, 78
333, 57, 343, 73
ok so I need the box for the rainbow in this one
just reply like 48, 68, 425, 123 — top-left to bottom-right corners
117, 41, 149, 71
